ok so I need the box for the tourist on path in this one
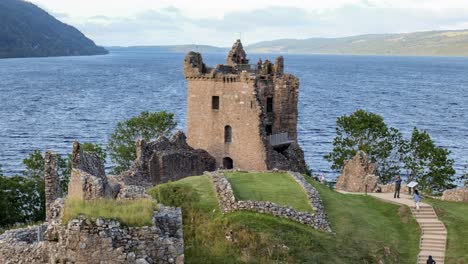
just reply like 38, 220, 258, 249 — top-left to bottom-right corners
413, 189, 421, 211
394, 175, 402, 198
426, 255, 436, 264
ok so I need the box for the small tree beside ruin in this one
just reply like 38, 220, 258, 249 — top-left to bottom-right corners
108, 111, 177, 174
326, 110, 456, 192
324, 109, 404, 184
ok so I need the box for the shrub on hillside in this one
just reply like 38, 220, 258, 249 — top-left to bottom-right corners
108, 111, 177, 174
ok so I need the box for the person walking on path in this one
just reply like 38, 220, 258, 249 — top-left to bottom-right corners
413, 189, 421, 211
426, 255, 436, 264
320, 174, 326, 184
394, 175, 402, 198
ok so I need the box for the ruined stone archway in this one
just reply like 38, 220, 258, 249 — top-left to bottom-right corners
223, 157, 233, 169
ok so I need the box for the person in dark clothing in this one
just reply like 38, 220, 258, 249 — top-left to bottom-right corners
394, 175, 402, 198
427, 255, 436, 264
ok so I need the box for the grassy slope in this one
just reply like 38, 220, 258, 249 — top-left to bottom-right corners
62, 198, 157, 227
426, 198, 468, 263
150, 174, 420, 263
225, 172, 313, 212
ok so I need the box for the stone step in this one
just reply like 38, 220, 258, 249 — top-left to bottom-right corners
418, 219, 443, 224
414, 211, 436, 215
415, 215, 439, 219
423, 230, 447, 234
420, 246, 446, 252
421, 226, 446, 230
421, 234, 446, 244
418, 254, 445, 263
420, 223, 445, 227
421, 241, 446, 247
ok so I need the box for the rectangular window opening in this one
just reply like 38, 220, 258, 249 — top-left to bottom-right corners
266, 125, 273, 136
212, 96, 219, 110
267, 97, 273, 113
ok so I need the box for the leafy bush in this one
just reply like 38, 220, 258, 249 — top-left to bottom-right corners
149, 183, 199, 210
108, 111, 177, 174
326, 109, 456, 191
324, 109, 404, 183
62, 198, 157, 227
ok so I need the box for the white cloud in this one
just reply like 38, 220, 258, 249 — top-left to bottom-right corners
29, 0, 468, 46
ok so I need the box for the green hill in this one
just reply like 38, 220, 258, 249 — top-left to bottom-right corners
0, 0, 108, 59
108, 45, 227, 54
149, 173, 422, 263
246, 30, 468, 56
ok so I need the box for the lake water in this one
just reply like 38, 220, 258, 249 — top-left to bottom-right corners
0, 50, 467, 182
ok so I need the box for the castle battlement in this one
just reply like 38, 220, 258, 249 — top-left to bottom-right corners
184, 40, 307, 173
184, 39, 284, 82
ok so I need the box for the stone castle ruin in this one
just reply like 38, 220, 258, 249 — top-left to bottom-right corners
184, 39, 307, 173
0, 145, 186, 264
0, 40, 317, 264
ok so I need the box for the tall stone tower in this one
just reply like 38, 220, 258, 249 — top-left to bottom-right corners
184, 40, 307, 173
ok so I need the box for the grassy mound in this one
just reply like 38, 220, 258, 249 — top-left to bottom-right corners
427, 198, 468, 263
62, 198, 157, 227
150, 174, 421, 263
225, 172, 313, 212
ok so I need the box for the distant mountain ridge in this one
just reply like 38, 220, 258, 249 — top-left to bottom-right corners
246, 30, 468, 56
108, 45, 228, 54
0, 0, 107, 59
112, 30, 468, 57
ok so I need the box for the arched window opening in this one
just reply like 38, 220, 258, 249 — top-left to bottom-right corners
225, 125, 232, 143
223, 157, 234, 169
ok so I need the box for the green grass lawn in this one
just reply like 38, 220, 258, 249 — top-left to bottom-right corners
426, 198, 468, 263
225, 172, 313, 212
150, 174, 421, 264
62, 198, 157, 227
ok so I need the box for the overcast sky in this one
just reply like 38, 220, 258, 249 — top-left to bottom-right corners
30, 0, 468, 46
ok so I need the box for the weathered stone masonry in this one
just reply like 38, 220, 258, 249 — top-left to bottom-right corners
208, 171, 332, 232
45, 152, 60, 222
185, 40, 307, 173
0, 206, 184, 264
0, 144, 185, 264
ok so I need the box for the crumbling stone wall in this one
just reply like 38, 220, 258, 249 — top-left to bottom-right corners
226, 39, 249, 66
0, 206, 184, 264
208, 171, 332, 232
265, 142, 308, 173
121, 131, 216, 186
184, 40, 307, 172
442, 187, 468, 202
45, 152, 60, 221
68, 141, 120, 200
336, 151, 380, 192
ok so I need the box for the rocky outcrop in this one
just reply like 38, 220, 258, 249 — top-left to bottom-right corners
121, 131, 216, 186
442, 187, 468, 202
336, 151, 379, 192
0, 208, 184, 264
208, 171, 332, 232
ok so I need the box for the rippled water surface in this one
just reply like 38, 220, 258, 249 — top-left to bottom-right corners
1, 50, 467, 180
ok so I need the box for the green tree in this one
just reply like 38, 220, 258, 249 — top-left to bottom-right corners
403, 128, 455, 192
324, 109, 404, 183
23, 150, 70, 194
0, 175, 43, 227
81, 142, 107, 161
108, 111, 177, 174
461, 164, 468, 187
